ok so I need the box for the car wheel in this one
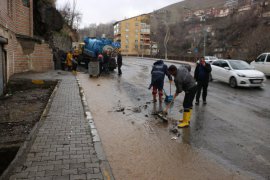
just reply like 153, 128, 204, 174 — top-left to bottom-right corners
229, 77, 237, 88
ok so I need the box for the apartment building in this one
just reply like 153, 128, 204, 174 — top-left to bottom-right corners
113, 14, 152, 56
0, 0, 53, 96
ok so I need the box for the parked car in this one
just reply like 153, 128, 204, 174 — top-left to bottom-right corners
204, 56, 219, 64
250, 52, 270, 76
211, 59, 266, 88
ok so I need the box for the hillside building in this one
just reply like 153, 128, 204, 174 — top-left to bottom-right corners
0, 0, 53, 96
113, 14, 155, 56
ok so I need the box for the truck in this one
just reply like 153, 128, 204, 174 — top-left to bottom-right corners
79, 37, 121, 70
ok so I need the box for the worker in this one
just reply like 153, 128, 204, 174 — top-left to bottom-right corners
167, 65, 197, 128
71, 56, 78, 75
194, 56, 212, 105
149, 60, 172, 103
117, 51, 122, 75
103, 51, 110, 74
97, 53, 103, 75
66, 50, 73, 71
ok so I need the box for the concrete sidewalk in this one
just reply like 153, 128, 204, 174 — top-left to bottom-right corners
2, 71, 112, 180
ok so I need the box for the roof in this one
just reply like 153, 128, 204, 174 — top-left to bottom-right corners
113, 13, 150, 25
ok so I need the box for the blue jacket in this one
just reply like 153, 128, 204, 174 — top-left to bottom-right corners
150, 60, 172, 88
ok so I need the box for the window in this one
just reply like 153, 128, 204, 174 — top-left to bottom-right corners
125, 45, 129, 49
220, 61, 229, 68
212, 61, 221, 67
255, 54, 266, 62
125, 40, 129, 43
22, 0, 30, 7
266, 55, 270, 62
125, 35, 129, 38
135, 45, 138, 49
125, 28, 129, 32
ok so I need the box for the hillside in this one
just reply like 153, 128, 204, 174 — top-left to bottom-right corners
163, 0, 226, 10
150, 0, 270, 60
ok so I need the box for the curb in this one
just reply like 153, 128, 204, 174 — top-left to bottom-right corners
136, 57, 196, 67
0, 80, 60, 180
76, 77, 115, 180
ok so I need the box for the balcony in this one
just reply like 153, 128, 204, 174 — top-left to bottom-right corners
140, 29, 150, 34
140, 36, 150, 41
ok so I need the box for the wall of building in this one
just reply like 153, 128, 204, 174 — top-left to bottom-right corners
114, 14, 151, 56
15, 0, 33, 37
0, 0, 53, 82
14, 38, 53, 73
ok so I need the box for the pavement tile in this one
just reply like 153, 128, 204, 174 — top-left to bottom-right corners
8, 76, 105, 179
70, 174, 87, 180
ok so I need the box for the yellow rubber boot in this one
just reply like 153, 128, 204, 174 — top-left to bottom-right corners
178, 110, 189, 128
179, 108, 192, 123
188, 109, 192, 124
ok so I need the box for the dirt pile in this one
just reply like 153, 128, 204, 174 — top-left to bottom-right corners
0, 79, 56, 175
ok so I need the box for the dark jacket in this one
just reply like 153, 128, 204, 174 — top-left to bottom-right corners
103, 53, 109, 64
150, 60, 172, 88
117, 54, 122, 66
194, 62, 212, 82
174, 66, 196, 94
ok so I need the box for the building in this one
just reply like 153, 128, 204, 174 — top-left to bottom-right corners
0, 0, 53, 96
113, 14, 152, 56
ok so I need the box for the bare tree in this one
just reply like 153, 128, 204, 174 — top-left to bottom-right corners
78, 23, 114, 40
58, 0, 82, 30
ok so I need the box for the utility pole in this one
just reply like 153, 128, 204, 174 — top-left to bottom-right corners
164, 24, 170, 60
203, 15, 206, 57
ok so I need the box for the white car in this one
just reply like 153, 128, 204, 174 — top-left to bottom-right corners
204, 56, 219, 64
250, 53, 270, 76
211, 59, 266, 88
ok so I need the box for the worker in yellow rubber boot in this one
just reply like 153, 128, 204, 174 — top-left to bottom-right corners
168, 65, 197, 128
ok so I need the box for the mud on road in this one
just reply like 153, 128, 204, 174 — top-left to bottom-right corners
78, 58, 255, 180
0, 79, 56, 175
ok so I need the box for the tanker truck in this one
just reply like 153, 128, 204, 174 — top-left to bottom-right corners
79, 37, 121, 70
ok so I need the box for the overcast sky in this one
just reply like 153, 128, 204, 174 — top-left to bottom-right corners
56, 0, 183, 28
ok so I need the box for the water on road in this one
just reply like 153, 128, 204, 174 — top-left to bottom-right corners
78, 57, 269, 180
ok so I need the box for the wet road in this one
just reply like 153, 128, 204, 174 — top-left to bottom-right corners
78, 57, 270, 180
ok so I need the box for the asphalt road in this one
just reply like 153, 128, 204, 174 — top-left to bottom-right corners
78, 57, 270, 180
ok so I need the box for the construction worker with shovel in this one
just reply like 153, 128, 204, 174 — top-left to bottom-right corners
149, 60, 172, 103
167, 65, 197, 128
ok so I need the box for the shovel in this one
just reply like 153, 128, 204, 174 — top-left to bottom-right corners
164, 82, 174, 103
157, 95, 176, 122
163, 95, 176, 115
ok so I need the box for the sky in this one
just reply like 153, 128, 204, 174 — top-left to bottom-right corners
56, 0, 183, 28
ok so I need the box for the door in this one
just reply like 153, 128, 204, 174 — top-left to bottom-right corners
264, 54, 270, 75
219, 61, 231, 82
211, 60, 222, 81
254, 54, 266, 73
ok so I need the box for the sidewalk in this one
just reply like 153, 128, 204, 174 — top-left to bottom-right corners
2, 71, 112, 180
